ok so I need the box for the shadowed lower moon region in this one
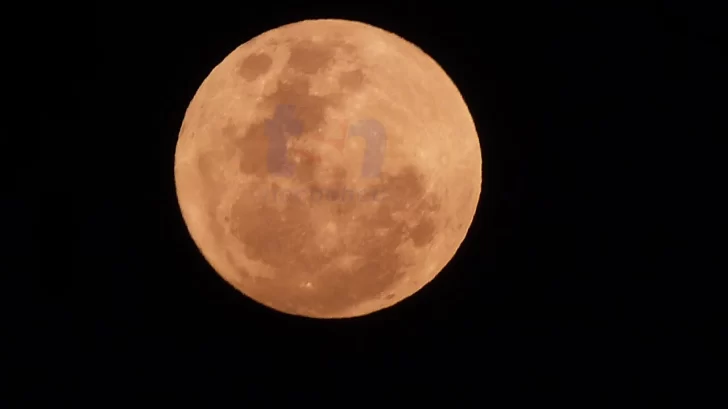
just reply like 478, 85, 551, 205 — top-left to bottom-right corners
174, 19, 482, 318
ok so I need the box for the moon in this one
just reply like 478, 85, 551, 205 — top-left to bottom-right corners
174, 19, 481, 318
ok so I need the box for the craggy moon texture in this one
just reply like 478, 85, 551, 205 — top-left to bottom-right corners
174, 19, 481, 318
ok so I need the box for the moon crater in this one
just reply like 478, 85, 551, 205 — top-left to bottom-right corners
237, 53, 273, 81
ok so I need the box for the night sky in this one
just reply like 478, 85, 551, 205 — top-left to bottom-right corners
16, 2, 725, 403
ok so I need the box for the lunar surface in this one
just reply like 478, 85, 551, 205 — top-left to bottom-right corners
174, 19, 481, 318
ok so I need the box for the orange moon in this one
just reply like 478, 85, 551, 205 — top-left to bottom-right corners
174, 19, 481, 318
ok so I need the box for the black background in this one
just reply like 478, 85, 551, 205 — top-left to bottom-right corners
20, 1, 726, 403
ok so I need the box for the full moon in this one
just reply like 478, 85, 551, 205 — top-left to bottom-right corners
174, 19, 481, 318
